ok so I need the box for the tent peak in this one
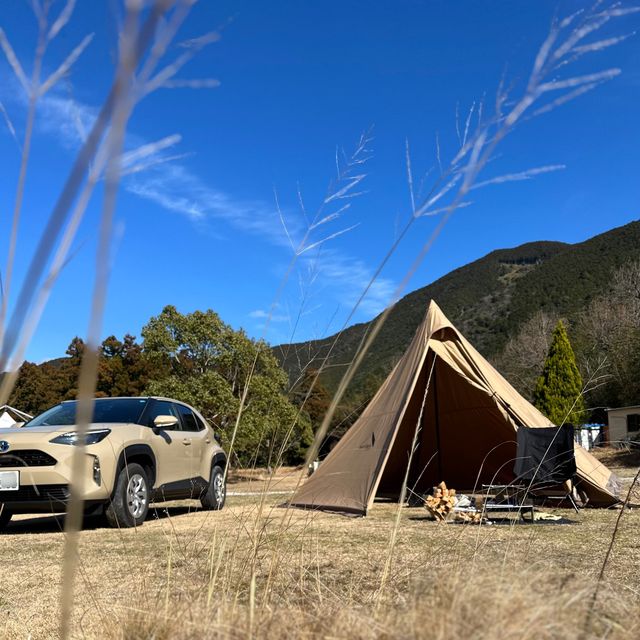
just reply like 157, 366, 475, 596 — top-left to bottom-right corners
421, 299, 455, 341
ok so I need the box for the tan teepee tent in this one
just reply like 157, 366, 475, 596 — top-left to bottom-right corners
289, 301, 619, 515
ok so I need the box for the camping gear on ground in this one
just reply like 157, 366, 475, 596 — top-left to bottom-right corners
455, 493, 472, 508
531, 480, 581, 512
425, 482, 490, 524
288, 301, 619, 515
423, 480, 537, 524
422, 480, 541, 524
477, 423, 580, 517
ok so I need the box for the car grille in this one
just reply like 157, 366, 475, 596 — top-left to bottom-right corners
0, 450, 57, 467
0, 484, 70, 503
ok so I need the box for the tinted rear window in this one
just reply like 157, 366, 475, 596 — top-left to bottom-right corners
25, 398, 149, 427
176, 404, 204, 431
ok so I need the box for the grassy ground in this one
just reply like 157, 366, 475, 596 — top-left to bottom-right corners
2, 458, 639, 639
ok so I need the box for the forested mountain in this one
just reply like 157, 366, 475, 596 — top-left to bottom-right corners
275, 220, 640, 400
6, 221, 639, 445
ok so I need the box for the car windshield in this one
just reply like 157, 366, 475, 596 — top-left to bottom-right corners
24, 398, 149, 427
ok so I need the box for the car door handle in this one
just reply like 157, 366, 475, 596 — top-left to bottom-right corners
182, 439, 192, 446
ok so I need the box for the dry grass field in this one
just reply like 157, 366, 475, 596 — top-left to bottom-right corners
2, 453, 639, 640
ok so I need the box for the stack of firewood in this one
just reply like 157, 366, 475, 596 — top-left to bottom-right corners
424, 481, 457, 521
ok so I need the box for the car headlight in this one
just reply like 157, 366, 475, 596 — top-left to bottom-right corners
49, 429, 111, 445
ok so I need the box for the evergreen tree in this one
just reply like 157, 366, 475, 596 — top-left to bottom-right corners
9, 362, 63, 415
533, 320, 586, 425
97, 334, 157, 397
8, 335, 155, 414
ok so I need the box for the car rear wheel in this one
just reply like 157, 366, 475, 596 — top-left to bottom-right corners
105, 463, 150, 528
0, 506, 11, 531
200, 464, 225, 510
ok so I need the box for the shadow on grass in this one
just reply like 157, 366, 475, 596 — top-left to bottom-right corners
149, 504, 205, 519
1, 513, 98, 535
0, 504, 208, 535
408, 514, 580, 526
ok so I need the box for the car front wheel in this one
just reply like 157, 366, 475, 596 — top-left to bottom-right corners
201, 464, 225, 510
105, 463, 150, 528
0, 506, 11, 531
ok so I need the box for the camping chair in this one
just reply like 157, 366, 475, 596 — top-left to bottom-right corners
480, 424, 579, 517
512, 424, 580, 513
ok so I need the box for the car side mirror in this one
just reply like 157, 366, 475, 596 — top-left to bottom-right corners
213, 431, 222, 443
153, 415, 179, 433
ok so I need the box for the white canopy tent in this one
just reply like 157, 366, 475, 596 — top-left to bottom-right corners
0, 404, 32, 428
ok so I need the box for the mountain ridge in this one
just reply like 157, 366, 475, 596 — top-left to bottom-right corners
274, 220, 640, 395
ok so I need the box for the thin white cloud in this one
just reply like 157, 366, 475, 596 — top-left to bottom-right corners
37, 92, 95, 148
248, 309, 289, 323
126, 162, 300, 247
305, 249, 396, 317
6, 85, 299, 244
4, 85, 397, 335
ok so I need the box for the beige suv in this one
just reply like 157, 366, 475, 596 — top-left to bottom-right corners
0, 397, 227, 530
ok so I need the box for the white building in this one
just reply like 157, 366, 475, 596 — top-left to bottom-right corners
606, 405, 640, 446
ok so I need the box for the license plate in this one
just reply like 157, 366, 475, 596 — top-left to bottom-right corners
0, 470, 19, 491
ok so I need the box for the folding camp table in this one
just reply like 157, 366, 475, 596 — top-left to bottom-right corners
479, 484, 535, 521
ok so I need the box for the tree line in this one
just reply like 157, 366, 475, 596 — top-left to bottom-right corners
8, 306, 313, 467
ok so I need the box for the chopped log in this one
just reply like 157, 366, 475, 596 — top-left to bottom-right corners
424, 481, 457, 521
454, 511, 484, 524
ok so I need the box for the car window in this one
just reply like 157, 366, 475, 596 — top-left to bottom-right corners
142, 400, 181, 430
193, 412, 206, 431
92, 398, 148, 424
24, 402, 77, 426
176, 404, 204, 432
24, 398, 148, 427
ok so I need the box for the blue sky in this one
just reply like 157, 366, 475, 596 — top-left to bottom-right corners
0, 0, 638, 365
